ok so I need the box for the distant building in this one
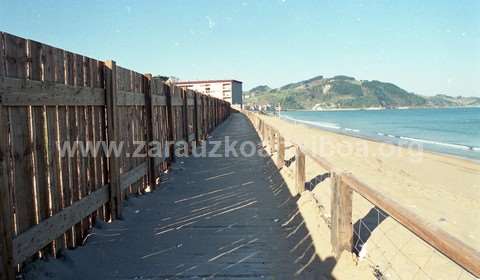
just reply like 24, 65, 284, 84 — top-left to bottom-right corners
175, 80, 243, 108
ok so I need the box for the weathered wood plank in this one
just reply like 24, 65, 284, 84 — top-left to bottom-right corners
0, 77, 105, 106
165, 85, 175, 163
50, 47, 65, 254
83, 57, 95, 233
330, 172, 353, 258
5, 33, 37, 242
295, 145, 306, 193
0, 33, 15, 279
277, 135, 285, 168
63, 51, 77, 248
73, 54, 87, 246
12, 184, 109, 266
120, 162, 148, 191
152, 95, 166, 106
28, 39, 51, 257
171, 95, 183, 106
104, 60, 122, 219
116, 90, 145, 106
269, 129, 275, 154
144, 74, 156, 191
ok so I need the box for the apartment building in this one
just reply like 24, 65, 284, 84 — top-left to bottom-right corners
176, 79, 243, 107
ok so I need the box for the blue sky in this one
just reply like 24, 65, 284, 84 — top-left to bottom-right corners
1, 0, 479, 96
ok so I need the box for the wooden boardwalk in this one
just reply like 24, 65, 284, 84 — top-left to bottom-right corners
24, 114, 336, 279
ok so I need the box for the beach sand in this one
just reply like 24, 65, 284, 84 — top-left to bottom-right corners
256, 113, 480, 279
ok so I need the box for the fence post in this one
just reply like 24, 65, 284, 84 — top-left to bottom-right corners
165, 84, 175, 163
104, 60, 122, 220
277, 135, 285, 168
182, 89, 189, 142
295, 145, 306, 193
0, 105, 15, 280
270, 129, 276, 154
330, 173, 353, 258
144, 74, 156, 191
193, 92, 199, 143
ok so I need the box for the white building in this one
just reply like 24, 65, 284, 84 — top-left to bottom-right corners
176, 80, 243, 107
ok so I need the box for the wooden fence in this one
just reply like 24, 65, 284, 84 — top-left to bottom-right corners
244, 111, 480, 278
0, 32, 230, 279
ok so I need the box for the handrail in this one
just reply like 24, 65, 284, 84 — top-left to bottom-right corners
244, 110, 480, 277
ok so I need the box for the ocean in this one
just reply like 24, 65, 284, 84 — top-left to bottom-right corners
279, 107, 480, 161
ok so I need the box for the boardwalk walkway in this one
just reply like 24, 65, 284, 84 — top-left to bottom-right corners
25, 114, 336, 279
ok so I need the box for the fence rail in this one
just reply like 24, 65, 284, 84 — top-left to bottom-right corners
244, 110, 480, 278
0, 32, 230, 279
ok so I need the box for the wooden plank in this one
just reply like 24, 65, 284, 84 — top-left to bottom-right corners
28, 40, 51, 257
0, 32, 4, 77
295, 146, 306, 193
330, 172, 353, 258
104, 60, 122, 219
0, 35, 15, 278
74, 54, 87, 246
120, 162, 148, 191
182, 89, 188, 141
151, 95, 166, 106
12, 184, 109, 266
0, 77, 105, 106
342, 173, 480, 277
5, 34, 37, 242
83, 57, 95, 232
269, 129, 275, 154
171, 95, 183, 106
277, 135, 285, 168
63, 51, 75, 248
50, 47, 66, 254
91, 60, 104, 222
165, 84, 175, 163
116, 90, 146, 106
144, 74, 156, 191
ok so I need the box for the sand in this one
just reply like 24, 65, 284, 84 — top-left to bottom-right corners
257, 113, 480, 279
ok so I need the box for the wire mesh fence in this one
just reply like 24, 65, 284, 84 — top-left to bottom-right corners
350, 192, 477, 280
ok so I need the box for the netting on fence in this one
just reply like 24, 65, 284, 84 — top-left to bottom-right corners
351, 192, 476, 280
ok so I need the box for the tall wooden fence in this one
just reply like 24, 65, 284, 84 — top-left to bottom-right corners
244, 111, 480, 278
0, 32, 230, 279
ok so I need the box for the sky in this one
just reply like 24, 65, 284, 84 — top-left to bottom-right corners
1, 0, 479, 96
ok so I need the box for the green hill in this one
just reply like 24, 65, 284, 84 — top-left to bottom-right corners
244, 76, 480, 110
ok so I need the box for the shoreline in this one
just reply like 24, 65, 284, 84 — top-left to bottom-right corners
277, 113, 480, 164
276, 105, 480, 112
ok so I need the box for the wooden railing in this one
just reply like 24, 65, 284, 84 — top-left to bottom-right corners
244, 110, 480, 278
0, 32, 230, 279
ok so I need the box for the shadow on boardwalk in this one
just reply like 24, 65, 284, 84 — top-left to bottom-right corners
24, 113, 338, 279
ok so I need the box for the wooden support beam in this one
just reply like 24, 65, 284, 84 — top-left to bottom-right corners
12, 185, 109, 266
330, 173, 353, 258
277, 135, 285, 168
104, 60, 122, 219
0, 105, 15, 280
295, 146, 306, 193
269, 129, 275, 154
182, 89, 189, 142
165, 84, 175, 163
193, 92, 199, 143
144, 74, 156, 191
0, 77, 105, 106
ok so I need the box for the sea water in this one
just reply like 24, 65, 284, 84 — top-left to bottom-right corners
280, 107, 480, 161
